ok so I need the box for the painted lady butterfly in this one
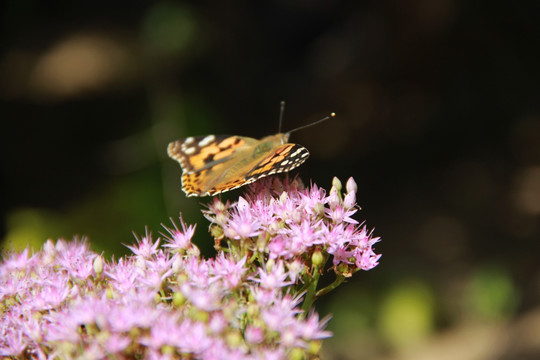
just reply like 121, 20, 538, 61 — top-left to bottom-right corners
168, 105, 334, 197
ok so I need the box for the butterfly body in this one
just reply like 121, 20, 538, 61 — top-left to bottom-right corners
168, 132, 310, 197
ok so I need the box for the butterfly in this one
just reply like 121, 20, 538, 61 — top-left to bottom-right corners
167, 103, 334, 197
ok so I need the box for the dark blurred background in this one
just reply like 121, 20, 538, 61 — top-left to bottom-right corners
2, 1, 540, 359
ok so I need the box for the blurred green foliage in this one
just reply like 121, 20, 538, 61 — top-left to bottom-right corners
463, 265, 519, 321
378, 280, 435, 348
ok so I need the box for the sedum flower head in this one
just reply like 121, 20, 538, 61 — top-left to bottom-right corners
0, 176, 380, 359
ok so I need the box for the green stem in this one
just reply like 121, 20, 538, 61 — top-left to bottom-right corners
315, 275, 347, 298
301, 270, 321, 316
297, 277, 312, 294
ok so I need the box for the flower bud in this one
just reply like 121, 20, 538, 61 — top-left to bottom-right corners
93, 255, 103, 276
279, 191, 289, 204
191, 309, 209, 322
225, 330, 243, 348
331, 176, 342, 194
210, 225, 224, 240
343, 192, 356, 210
172, 291, 185, 307
266, 258, 275, 272
327, 191, 341, 209
312, 250, 324, 268
289, 348, 304, 360
346, 177, 357, 194
162, 345, 175, 355
308, 340, 323, 355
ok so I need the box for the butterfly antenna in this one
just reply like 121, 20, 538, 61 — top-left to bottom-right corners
278, 100, 286, 133
287, 112, 336, 135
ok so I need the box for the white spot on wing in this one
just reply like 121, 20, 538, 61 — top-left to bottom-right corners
184, 147, 196, 155
291, 148, 304, 157
199, 135, 216, 147
185, 137, 195, 144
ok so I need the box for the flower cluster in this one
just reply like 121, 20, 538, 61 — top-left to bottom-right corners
0, 176, 380, 359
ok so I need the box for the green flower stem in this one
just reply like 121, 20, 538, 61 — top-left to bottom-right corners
315, 275, 347, 298
301, 270, 321, 316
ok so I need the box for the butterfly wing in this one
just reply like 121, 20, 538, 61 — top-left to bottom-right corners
208, 143, 310, 195
168, 135, 260, 196
245, 143, 309, 179
168, 134, 310, 197
168, 135, 240, 172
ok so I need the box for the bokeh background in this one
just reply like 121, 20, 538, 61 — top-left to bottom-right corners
2, 1, 539, 359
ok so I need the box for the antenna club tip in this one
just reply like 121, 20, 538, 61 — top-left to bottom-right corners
330, 112, 336, 117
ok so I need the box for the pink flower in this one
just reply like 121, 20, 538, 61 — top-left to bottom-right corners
0, 328, 27, 357
125, 229, 160, 258
298, 312, 332, 340
0, 175, 380, 360
1, 248, 35, 271
105, 333, 131, 353
251, 261, 294, 289
245, 325, 264, 344
161, 215, 196, 251
325, 205, 359, 224
105, 257, 138, 293
212, 253, 247, 289
224, 197, 262, 239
